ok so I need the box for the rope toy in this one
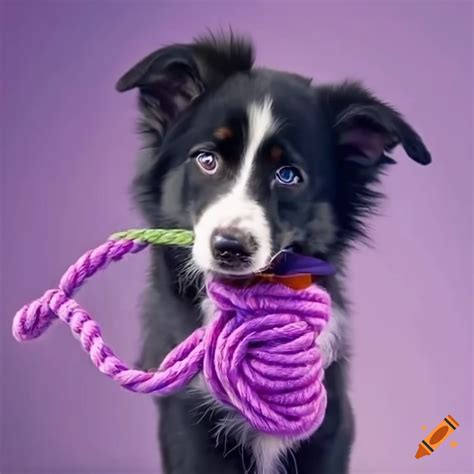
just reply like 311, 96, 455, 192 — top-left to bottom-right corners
12, 229, 331, 439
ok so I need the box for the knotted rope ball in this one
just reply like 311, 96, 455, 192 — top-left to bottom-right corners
12, 229, 331, 439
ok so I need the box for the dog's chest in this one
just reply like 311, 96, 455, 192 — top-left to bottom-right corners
195, 295, 346, 473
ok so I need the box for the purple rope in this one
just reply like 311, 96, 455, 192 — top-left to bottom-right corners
12, 238, 331, 439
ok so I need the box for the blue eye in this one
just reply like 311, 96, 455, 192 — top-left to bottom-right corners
275, 166, 303, 186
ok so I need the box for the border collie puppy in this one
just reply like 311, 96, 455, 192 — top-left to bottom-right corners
116, 33, 430, 474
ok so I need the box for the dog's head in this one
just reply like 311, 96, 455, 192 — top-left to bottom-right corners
117, 33, 430, 276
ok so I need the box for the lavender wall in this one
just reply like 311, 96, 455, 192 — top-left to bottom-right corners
1, 1, 472, 473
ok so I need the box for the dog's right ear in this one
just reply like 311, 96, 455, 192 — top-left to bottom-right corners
116, 33, 254, 138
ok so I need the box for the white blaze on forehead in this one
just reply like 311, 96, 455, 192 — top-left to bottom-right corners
234, 96, 278, 194
192, 97, 277, 274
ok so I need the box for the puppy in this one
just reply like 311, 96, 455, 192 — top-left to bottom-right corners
116, 32, 431, 474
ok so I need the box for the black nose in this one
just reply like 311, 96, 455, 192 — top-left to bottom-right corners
211, 228, 257, 269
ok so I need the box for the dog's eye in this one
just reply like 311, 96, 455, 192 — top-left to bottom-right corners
194, 151, 219, 175
274, 166, 303, 186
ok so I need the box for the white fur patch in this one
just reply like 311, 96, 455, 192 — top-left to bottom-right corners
317, 304, 349, 368
252, 434, 290, 474
192, 97, 277, 275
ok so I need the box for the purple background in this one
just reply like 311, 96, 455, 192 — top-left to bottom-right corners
1, 1, 472, 473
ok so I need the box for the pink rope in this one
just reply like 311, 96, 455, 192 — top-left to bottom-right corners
12, 237, 331, 438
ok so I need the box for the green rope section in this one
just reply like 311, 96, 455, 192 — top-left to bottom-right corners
110, 228, 194, 246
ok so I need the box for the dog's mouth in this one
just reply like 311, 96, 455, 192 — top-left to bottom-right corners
206, 257, 269, 278
206, 242, 296, 279
209, 242, 328, 275
190, 230, 335, 290
207, 245, 336, 287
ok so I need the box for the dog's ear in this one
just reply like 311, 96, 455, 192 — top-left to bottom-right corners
318, 81, 431, 168
116, 33, 254, 138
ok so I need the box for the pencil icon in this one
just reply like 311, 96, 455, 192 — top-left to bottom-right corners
415, 414, 459, 459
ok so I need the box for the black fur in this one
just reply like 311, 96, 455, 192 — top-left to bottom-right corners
117, 33, 430, 473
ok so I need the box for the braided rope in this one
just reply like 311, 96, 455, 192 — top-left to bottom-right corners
12, 228, 330, 438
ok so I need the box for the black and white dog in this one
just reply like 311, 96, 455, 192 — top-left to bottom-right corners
116, 33, 430, 474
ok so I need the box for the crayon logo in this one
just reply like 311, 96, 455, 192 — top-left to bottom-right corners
415, 414, 460, 459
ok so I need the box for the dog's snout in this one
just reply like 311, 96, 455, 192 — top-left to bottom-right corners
211, 228, 258, 269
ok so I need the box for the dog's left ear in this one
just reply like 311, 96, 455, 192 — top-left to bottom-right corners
318, 81, 431, 167
116, 33, 254, 139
